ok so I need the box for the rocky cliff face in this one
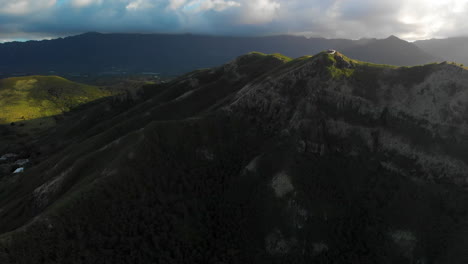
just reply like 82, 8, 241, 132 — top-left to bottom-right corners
1, 52, 468, 263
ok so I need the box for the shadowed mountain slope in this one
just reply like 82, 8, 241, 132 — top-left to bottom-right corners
1, 52, 468, 263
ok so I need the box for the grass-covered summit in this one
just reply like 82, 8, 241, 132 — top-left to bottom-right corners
0, 76, 111, 130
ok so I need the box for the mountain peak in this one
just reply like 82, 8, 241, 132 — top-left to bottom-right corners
385, 35, 405, 42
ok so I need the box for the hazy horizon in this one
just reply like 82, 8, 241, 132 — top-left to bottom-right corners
3, 31, 468, 44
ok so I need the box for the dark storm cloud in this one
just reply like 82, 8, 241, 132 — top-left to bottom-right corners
1, 0, 468, 42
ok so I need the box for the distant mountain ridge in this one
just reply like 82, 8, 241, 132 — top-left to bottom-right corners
344, 35, 440, 66
414, 37, 468, 65
0, 32, 438, 76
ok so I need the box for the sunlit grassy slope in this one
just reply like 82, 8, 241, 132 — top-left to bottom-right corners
0, 76, 111, 129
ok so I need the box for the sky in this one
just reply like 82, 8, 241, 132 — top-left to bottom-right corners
1, 0, 468, 42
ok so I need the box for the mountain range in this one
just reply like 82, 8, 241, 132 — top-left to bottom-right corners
1, 51, 468, 263
0, 33, 440, 77
414, 37, 468, 65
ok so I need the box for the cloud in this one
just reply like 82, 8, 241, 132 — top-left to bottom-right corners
183, 0, 241, 12
169, 0, 187, 10
239, 0, 280, 24
0, 0, 56, 15
2, 0, 468, 42
71, 0, 96, 8
395, 0, 468, 39
126, 0, 155, 11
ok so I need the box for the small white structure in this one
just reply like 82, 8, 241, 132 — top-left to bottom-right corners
13, 167, 24, 174
327, 49, 337, 54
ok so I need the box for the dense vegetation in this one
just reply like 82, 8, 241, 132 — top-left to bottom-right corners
1, 52, 468, 263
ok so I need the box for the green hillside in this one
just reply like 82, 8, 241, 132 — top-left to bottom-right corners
0, 76, 111, 131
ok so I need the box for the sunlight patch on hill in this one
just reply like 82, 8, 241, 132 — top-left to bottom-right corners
0, 76, 111, 129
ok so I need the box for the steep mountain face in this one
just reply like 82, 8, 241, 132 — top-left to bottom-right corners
415, 37, 468, 65
1, 52, 468, 263
0, 33, 437, 77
